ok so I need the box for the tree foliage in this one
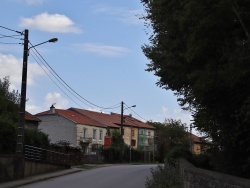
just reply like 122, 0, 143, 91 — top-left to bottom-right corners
148, 119, 189, 163
141, 0, 250, 177
0, 76, 50, 153
0, 76, 19, 124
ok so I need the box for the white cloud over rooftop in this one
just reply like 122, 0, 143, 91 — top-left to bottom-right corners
19, 12, 81, 33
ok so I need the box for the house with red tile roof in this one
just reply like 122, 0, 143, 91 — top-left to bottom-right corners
36, 106, 155, 153
189, 133, 210, 155
70, 108, 155, 150
25, 111, 41, 130
36, 105, 108, 153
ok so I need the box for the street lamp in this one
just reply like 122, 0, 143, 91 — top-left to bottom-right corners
15, 29, 58, 178
120, 101, 136, 163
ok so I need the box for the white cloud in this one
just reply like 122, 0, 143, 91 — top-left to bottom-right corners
19, 12, 81, 33
26, 104, 43, 114
45, 92, 69, 109
73, 43, 129, 57
152, 105, 192, 125
94, 5, 144, 25
172, 108, 193, 125
0, 53, 45, 90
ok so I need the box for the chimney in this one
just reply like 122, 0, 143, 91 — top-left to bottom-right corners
50, 104, 55, 114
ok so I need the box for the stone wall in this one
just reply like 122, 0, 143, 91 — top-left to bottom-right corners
179, 159, 250, 188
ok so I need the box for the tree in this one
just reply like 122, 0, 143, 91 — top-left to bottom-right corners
110, 129, 121, 148
0, 76, 19, 124
0, 76, 50, 153
141, 0, 250, 177
148, 119, 189, 163
0, 76, 19, 153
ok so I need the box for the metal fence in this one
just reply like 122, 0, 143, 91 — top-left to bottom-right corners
24, 145, 70, 165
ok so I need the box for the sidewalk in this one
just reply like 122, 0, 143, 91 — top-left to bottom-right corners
0, 167, 83, 188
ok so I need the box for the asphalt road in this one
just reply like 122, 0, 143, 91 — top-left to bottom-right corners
18, 164, 158, 188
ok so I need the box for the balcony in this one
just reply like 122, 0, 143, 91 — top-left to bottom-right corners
81, 137, 92, 143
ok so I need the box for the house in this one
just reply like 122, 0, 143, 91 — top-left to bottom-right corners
70, 108, 155, 150
36, 105, 107, 153
190, 133, 210, 155
25, 111, 41, 130
36, 106, 155, 154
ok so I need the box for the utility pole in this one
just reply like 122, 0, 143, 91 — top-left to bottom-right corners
120, 101, 124, 163
15, 29, 29, 179
189, 124, 193, 154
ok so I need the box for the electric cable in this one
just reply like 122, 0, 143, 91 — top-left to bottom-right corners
29, 48, 92, 109
29, 42, 121, 110
124, 103, 147, 122
0, 25, 23, 35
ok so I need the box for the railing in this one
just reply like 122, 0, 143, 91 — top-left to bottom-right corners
81, 137, 93, 143
24, 145, 70, 165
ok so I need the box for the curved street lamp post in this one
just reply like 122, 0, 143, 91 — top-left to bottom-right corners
120, 101, 136, 163
15, 29, 58, 179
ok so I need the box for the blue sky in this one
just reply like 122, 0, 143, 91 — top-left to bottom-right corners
0, 0, 193, 128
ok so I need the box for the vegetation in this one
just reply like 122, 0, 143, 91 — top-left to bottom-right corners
145, 160, 182, 188
141, 0, 250, 178
148, 119, 190, 163
0, 76, 50, 153
24, 129, 50, 149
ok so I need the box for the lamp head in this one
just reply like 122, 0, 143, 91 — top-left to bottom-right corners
48, 38, 58, 43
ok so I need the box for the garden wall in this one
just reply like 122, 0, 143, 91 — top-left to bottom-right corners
0, 155, 69, 183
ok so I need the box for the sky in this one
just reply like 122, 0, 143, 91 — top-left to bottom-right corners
0, 0, 194, 130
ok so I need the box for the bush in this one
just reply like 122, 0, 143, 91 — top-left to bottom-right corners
166, 146, 192, 162
0, 120, 17, 154
24, 129, 50, 149
145, 160, 182, 188
192, 153, 214, 170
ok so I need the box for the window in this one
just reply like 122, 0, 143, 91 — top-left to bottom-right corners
131, 129, 135, 137
93, 129, 97, 140
99, 130, 103, 140
83, 128, 88, 138
148, 131, 151, 136
131, 139, 136, 146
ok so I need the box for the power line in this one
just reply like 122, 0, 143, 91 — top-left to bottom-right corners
29, 51, 88, 109
124, 103, 147, 122
0, 25, 23, 35
0, 42, 21, 45
0, 34, 23, 40
29, 41, 120, 110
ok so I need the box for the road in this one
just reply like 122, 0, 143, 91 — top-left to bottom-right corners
18, 164, 157, 188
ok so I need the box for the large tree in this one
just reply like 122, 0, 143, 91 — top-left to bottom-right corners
141, 0, 250, 177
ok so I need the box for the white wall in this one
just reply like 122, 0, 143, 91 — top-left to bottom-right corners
37, 114, 77, 146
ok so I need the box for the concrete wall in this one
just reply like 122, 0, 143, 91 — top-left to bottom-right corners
0, 155, 21, 182
179, 159, 250, 188
123, 126, 138, 149
76, 124, 107, 147
0, 155, 69, 183
37, 114, 77, 146
24, 160, 69, 177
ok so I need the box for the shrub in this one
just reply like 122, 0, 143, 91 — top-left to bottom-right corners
145, 160, 182, 188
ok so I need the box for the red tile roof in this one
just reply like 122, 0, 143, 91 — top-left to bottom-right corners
70, 108, 155, 129
36, 109, 104, 127
70, 108, 120, 128
25, 111, 41, 122
190, 133, 201, 143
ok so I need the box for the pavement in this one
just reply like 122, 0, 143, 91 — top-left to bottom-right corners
0, 164, 112, 188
